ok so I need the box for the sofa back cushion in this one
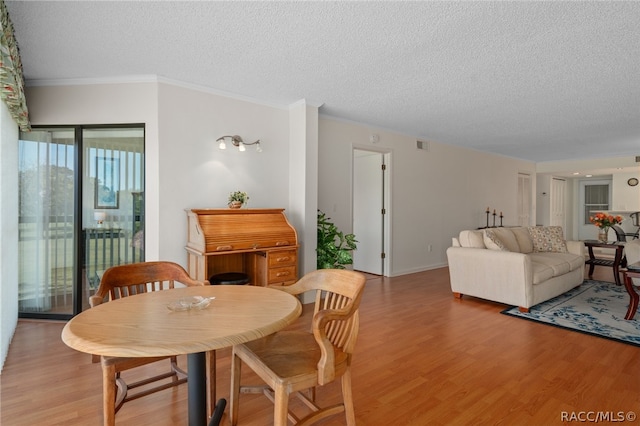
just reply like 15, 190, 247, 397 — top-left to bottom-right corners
458, 230, 485, 248
483, 228, 520, 252
511, 227, 534, 254
528, 226, 568, 253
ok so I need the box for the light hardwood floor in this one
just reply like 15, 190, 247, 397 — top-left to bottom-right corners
2, 266, 639, 425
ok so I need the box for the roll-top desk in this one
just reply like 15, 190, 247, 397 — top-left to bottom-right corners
185, 208, 299, 286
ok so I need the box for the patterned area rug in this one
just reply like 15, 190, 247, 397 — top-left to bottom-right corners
501, 280, 640, 347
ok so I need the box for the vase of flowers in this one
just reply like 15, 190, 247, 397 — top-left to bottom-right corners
228, 191, 249, 209
589, 212, 623, 242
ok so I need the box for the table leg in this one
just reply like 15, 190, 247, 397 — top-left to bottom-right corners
613, 247, 623, 286
623, 274, 639, 320
188, 352, 227, 426
188, 352, 207, 426
587, 246, 595, 279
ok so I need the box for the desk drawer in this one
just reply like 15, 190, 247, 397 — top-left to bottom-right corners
268, 250, 297, 267
268, 266, 297, 284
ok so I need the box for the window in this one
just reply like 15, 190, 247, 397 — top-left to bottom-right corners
583, 184, 609, 225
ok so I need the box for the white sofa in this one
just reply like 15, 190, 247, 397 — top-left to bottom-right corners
446, 226, 584, 312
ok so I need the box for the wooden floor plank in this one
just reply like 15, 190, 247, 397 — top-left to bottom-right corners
1, 266, 638, 425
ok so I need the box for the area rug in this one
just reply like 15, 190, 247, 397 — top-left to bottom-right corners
501, 280, 640, 347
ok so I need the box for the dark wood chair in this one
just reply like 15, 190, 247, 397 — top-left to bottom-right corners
230, 269, 366, 426
612, 225, 627, 242
89, 261, 216, 426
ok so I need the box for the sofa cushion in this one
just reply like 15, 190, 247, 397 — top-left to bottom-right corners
530, 262, 554, 284
483, 229, 508, 251
511, 227, 534, 254
458, 230, 485, 248
528, 226, 568, 253
530, 252, 584, 280
492, 228, 521, 252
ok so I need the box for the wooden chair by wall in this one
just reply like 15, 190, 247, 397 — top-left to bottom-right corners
89, 261, 215, 426
229, 269, 366, 426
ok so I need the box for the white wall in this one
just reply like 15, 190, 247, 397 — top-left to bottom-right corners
612, 172, 640, 212
25, 82, 161, 258
156, 83, 292, 265
318, 117, 536, 276
0, 101, 19, 371
287, 100, 319, 276
24, 80, 314, 273
22, 80, 542, 279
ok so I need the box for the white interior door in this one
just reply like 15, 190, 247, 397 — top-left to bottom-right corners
550, 178, 566, 230
517, 173, 532, 226
353, 150, 384, 275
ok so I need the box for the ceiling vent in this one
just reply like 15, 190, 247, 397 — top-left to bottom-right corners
416, 140, 430, 151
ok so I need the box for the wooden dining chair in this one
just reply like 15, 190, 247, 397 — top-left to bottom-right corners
229, 269, 366, 426
89, 261, 216, 426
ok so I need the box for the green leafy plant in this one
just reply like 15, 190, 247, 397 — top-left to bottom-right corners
228, 191, 249, 206
317, 210, 357, 269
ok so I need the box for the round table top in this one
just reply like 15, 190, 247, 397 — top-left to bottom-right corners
61, 285, 302, 357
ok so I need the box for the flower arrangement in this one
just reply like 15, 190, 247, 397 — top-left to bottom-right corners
228, 191, 249, 208
589, 212, 623, 229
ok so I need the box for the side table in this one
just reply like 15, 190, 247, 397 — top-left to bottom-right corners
583, 240, 626, 286
622, 262, 640, 320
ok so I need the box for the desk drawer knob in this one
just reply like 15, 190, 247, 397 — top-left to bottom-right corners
276, 256, 291, 263
276, 271, 290, 277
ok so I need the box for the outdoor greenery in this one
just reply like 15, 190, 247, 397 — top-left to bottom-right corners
317, 210, 357, 269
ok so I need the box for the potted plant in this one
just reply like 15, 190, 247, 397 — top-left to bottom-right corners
316, 210, 357, 269
228, 191, 249, 208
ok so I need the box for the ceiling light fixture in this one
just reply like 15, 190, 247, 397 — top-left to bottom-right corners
216, 135, 262, 152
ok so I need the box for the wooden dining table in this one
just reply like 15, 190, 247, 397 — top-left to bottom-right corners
62, 284, 302, 426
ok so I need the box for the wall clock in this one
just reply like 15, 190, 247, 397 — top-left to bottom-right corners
628, 177, 639, 187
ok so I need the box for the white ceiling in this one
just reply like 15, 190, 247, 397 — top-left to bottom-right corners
6, 1, 640, 169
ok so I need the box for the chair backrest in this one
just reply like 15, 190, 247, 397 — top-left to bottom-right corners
612, 225, 627, 242
90, 261, 207, 307
631, 212, 640, 227
273, 269, 366, 385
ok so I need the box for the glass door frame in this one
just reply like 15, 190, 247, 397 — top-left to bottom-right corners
18, 123, 145, 320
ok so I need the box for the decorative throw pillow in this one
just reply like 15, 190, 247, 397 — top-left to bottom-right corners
483, 229, 509, 251
527, 226, 568, 253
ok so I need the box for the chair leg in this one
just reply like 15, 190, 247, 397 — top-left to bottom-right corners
229, 351, 242, 426
273, 384, 289, 426
102, 363, 117, 426
342, 368, 356, 426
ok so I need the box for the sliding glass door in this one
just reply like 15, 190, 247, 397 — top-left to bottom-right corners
18, 125, 144, 319
18, 128, 76, 316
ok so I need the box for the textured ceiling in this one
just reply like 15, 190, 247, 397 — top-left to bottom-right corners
6, 1, 640, 164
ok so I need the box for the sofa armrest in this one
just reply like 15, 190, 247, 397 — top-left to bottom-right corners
566, 240, 585, 257
446, 246, 534, 308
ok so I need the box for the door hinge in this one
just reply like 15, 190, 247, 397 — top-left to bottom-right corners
381, 208, 386, 215
381, 164, 386, 171
381, 252, 386, 259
